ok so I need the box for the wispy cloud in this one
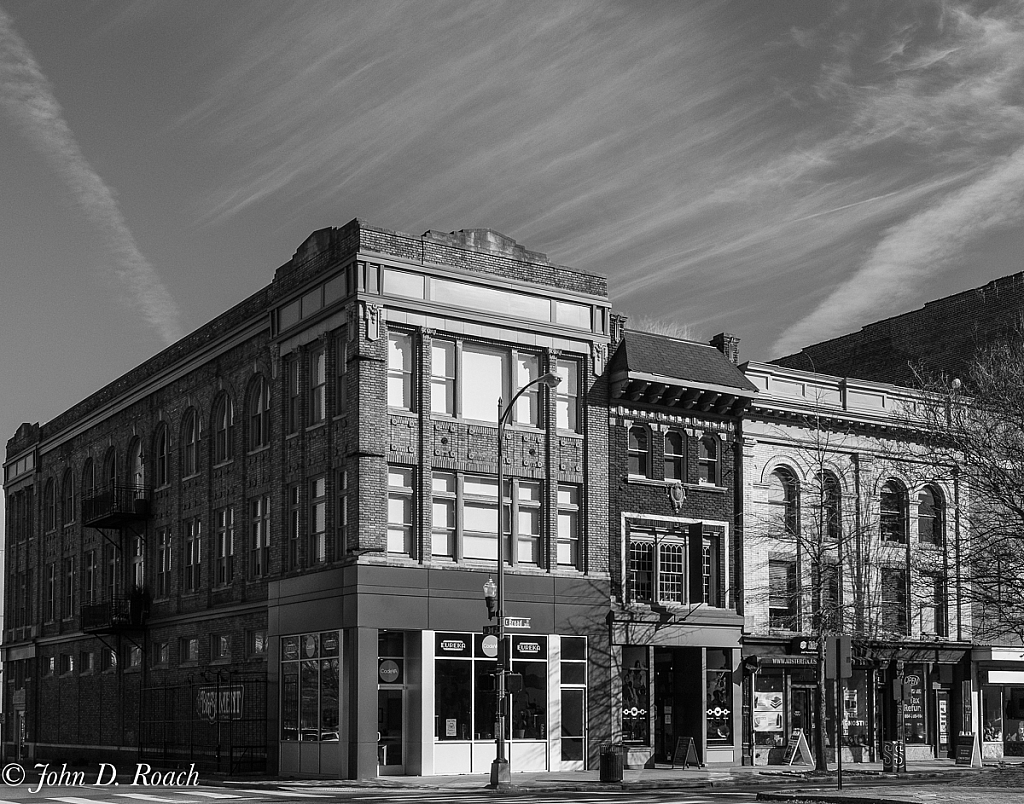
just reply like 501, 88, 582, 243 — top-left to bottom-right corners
773, 0, 1024, 354
0, 6, 183, 345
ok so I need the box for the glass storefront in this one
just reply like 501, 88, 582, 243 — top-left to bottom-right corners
983, 686, 1024, 757
280, 632, 340, 742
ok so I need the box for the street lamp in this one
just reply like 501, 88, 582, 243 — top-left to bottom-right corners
489, 371, 561, 789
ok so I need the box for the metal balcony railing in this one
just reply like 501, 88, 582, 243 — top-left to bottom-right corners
82, 483, 151, 528
81, 593, 149, 633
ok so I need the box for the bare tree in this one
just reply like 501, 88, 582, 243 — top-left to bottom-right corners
904, 332, 1024, 643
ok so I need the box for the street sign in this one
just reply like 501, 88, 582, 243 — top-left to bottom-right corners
503, 616, 531, 629
483, 625, 500, 636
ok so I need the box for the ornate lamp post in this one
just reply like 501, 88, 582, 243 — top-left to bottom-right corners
489, 371, 561, 788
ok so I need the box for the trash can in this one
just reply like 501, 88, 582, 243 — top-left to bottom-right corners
600, 744, 624, 782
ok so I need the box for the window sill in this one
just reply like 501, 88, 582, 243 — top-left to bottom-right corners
212, 459, 235, 469
246, 445, 270, 457
306, 421, 326, 432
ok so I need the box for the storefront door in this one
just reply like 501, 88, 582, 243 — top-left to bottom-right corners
377, 688, 405, 775
792, 687, 817, 754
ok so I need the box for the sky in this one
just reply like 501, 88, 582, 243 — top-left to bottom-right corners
3, 0, 1024, 534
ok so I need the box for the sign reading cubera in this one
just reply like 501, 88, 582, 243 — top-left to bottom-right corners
196, 685, 244, 723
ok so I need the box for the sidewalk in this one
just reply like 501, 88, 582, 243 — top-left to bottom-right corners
242, 758, 980, 794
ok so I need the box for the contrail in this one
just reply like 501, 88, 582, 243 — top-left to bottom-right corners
786, 190, 902, 224
0, 6, 183, 345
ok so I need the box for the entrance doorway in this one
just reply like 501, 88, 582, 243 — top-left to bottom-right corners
377, 688, 404, 774
791, 686, 817, 754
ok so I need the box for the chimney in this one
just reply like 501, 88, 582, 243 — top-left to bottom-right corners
711, 332, 741, 364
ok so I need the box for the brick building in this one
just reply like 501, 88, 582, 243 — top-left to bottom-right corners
3, 220, 613, 779
773, 271, 1024, 386
606, 327, 757, 767
739, 361, 972, 765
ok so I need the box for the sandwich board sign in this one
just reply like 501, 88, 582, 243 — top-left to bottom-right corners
671, 736, 702, 769
783, 728, 815, 768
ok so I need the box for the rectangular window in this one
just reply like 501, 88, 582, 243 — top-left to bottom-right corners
105, 543, 120, 601
882, 567, 908, 635
629, 541, 654, 603
768, 559, 798, 631
156, 529, 171, 597
513, 352, 540, 425
335, 334, 348, 415
308, 345, 326, 424
46, 563, 56, 622
280, 632, 340, 742
387, 331, 414, 410
555, 359, 580, 432
461, 343, 505, 422
336, 470, 348, 558
84, 550, 96, 605
248, 629, 268, 657
288, 485, 300, 570
181, 636, 199, 664
215, 507, 235, 585
287, 357, 301, 434
464, 475, 499, 561
515, 480, 542, 565
101, 649, 116, 672
128, 645, 142, 669
431, 471, 456, 559
153, 642, 169, 667
933, 575, 949, 637
658, 542, 685, 603
664, 431, 685, 481
309, 477, 327, 564
130, 535, 144, 589
184, 518, 202, 592
62, 556, 76, 619
387, 467, 415, 556
556, 485, 580, 567
213, 634, 231, 662
250, 495, 271, 578
60, 653, 75, 675
431, 340, 456, 416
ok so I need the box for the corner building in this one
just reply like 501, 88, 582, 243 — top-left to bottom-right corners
3, 221, 612, 779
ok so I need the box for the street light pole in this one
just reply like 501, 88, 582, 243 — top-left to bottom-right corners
489, 371, 561, 789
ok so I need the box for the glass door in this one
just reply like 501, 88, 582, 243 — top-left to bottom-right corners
377, 688, 405, 774
792, 686, 817, 755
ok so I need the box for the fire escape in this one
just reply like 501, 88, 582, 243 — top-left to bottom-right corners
81, 483, 152, 634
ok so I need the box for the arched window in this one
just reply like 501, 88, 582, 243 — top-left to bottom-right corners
213, 394, 235, 464
880, 480, 908, 543
628, 426, 650, 477
82, 457, 95, 502
768, 468, 798, 537
129, 437, 144, 487
918, 485, 944, 546
153, 424, 169, 487
43, 478, 56, 532
103, 448, 117, 491
181, 410, 198, 477
820, 471, 841, 542
62, 470, 75, 526
247, 376, 270, 451
698, 435, 719, 484
664, 431, 684, 481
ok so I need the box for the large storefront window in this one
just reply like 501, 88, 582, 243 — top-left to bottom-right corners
434, 633, 551, 742
840, 671, 872, 747
281, 632, 340, 741
707, 649, 733, 744
753, 672, 785, 748
623, 645, 650, 744
903, 666, 927, 744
